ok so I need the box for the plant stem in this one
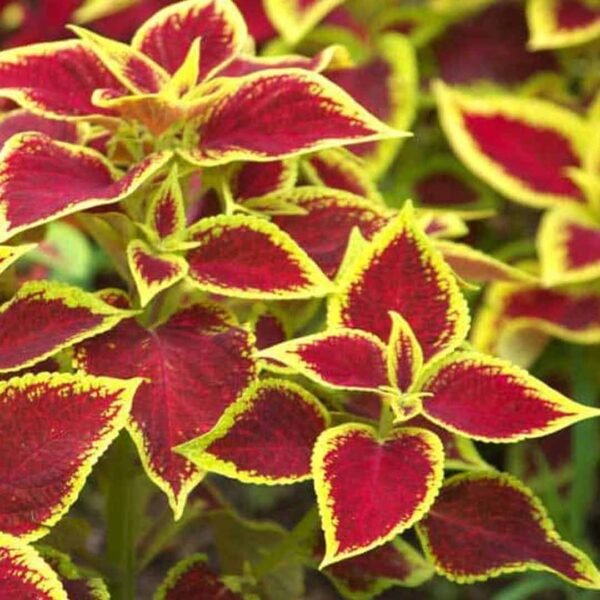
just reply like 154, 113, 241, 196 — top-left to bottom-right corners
568, 346, 599, 549
105, 433, 138, 600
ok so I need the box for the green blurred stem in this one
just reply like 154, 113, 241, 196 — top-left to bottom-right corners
569, 346, 599, 548
105, 434, 138, 600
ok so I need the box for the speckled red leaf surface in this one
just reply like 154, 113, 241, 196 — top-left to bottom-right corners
418, 473, 600, 587
272, 187, 387, 278
0, 133, 171, 242
261, 329, 389, 391
0, 534, 68, 599
154, 554, 242, 600
187, 214, 332, 299
329, 203, 469, 361
178, 379, 329, 484
132, 0, 247, 83
0, 372, 139, 540
419, 351, 600, 442
313, 423, 444, 566
0, 40, 125, 117
0, 281, 130, 373
74, 302, 257, 517
184, 69, 403, 165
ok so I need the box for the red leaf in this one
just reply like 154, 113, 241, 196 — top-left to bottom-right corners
329, 203, 470, 361
538, 206, 600, 285
74, 302, 257, 517
0, 281, 130, 373
0, 133, 171, 242
417, 472, 600, 587
183, 70, 402, 165
178, 379, 329, 484
435, 84, 586, 207
132, 0, 248, 82
0, 40, 125, 118
313, 424, 443, 566
261, 329, 389, 392
229, 159, 297, 201
272, 187, 388, 278
0, 110, 77, 147
434, 2, 556, 85
0, 534, 68, 599
41, 547, 109, 600
320, 538, 433, 599
419, 351, 600, 442
187, 214, 332, 299
0, 372, 139, 540
127, 239, 188, 306
155, 554, 242, 600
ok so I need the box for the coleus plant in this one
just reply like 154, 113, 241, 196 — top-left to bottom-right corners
0, 0, 599, 599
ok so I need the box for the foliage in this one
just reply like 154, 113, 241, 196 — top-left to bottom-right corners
0, 0, 599, 598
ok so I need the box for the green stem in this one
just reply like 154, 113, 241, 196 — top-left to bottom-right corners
568, 346, 599, 548
105, 434, 138, 600
378, 399, 395, 440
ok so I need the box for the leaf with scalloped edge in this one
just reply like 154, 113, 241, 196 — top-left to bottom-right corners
271, 187, 388, 278
538, 205, 600, 286
260, 329, 389, 392
313, 423, 444, 567
0, 280, 132, 374
264, 0, 343, 43
154, 553, 243, 600
177, 378, 329, 484
319, 538, 434, 600
329, 202, 470, 361
127, 239, 188, 307
327, 33, 418, 177
417, 472, 600, 588
0, 132, 171, 243
74, 301, 257, 518
70, 25, 169, 94
0, 372, 139, 540
0, 39, 126, 118
436, 240, 537, 284
527, 0, 600, 49
186, 214, 333, 299
0, 243, 36, 276
132, 0, 248, 84
386, 311, 423, 393
40, 547, 109, 600
302, 149, 384, 205
0, 533, 68, 599
434, 82, 587, 208
181, 69, 406, 166
418, 350, 600, 442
